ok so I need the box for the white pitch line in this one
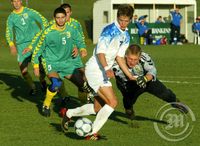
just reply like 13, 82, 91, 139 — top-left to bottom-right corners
158, 76, 200, 79
0, 69, 200, 85
0, 69, 199, 78
0, 69, 19, 73
160, 80, 200, 85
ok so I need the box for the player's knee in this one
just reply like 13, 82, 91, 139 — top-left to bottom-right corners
49, 77, 62, 92
107, 98, 118, 108
21, 71, 28, 76
112, 99, 118, 108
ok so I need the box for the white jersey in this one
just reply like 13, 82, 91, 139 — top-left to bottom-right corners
86, 21, 130, 69
85, 21, 130, 92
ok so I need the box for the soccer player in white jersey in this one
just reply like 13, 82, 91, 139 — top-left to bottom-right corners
61, 4, 134, 140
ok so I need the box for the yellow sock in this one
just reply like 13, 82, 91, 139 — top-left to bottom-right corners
23, 73, 35, 89
59, 82, 69, 98
43, 88, 57, 107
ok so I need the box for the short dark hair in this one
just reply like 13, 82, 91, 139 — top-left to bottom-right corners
125, 44, 142, 56
54, 7, 66, 17
60, 3, 71, 10
117, 4, 134, 19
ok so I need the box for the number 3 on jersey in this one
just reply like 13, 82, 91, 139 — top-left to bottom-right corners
62, 37, 66, 45
48, 65, 52, 71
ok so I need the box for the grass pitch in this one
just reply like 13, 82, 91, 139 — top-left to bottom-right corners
0, 0, 200, 146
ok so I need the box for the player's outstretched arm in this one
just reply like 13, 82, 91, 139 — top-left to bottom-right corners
116, 56, 136, 80
97, 53, 114, 78
6, 16, 15, 54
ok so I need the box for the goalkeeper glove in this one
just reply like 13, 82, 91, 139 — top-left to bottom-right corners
136, 76, 148, 88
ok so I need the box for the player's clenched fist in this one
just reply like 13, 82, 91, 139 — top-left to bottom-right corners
136, 76, 147, 88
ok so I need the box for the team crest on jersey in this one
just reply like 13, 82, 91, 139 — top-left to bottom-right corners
132, 64, 143, 75
66, 31, 71, 38
23, 13, 28, 19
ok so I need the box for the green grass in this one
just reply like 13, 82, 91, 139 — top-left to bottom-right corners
1, 44, 200, 146
0, 0, 200, 146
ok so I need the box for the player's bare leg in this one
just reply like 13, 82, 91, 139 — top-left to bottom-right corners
19, 61, 36, 96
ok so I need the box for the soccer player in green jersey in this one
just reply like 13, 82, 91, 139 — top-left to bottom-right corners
47, 3, 87, 58
59, 3, 93, 108
60, 3, 87, 58
23, 3, 86, 58
6, 0, 48, 95
23, 3, 89, 104
32, 7, 92, 117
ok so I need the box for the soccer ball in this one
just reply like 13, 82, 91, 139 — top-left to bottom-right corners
74, 117, 93, 137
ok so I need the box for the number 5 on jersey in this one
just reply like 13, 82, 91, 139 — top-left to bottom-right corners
62, 37, 66, 45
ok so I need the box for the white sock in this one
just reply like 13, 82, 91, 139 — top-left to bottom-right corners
91, 104, 114, 134
66, 103, 96, 118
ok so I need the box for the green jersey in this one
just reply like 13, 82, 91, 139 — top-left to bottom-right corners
66, 18, 86, 47
32, 23, 86, 65
48, 17, 86, 48
6, 6, 48, 47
